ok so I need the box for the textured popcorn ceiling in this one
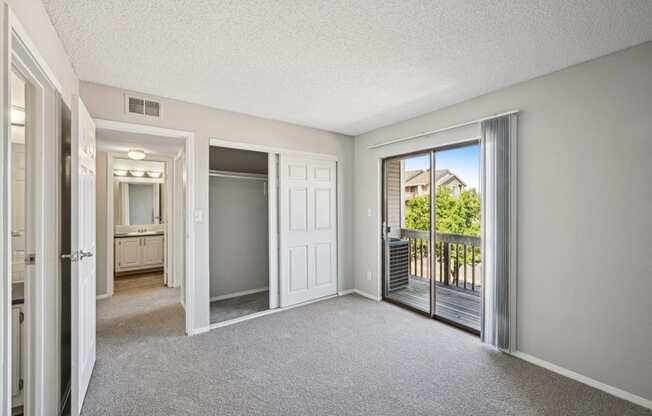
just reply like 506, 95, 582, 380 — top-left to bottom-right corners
43, 0, 652, 135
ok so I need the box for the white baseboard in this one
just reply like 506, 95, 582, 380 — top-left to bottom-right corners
511, 351, 652, 410
187, 326, 210, 336
352, 289, 381, 301
210, 287, 268, 302
338, 288, 381, 301
96, 293, 111, 300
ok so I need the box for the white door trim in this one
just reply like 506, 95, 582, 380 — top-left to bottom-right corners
172, 150, 185, 304
267, 154, 279, 309
92, 119, 196, 335
2, 6, 66, 415
3, 7, 63, 95
95, 119, 192, 140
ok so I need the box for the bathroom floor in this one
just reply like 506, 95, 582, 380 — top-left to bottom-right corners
114, 271, 164, 293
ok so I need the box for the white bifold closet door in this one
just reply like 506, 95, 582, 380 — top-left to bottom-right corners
279, 156, 337, 307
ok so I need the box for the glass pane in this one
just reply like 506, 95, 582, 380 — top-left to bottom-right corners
129, 97, 144, 114
433, 144, 482, 331
384, 154, 431, 313
144, 100, 160, 117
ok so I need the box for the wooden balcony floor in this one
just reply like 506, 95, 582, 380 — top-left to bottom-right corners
387, 277, 481, 331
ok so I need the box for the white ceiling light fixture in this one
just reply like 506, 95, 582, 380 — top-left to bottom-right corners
147, 171, 162, 178
129, 170, 145, 177
113, 169, 128, 176
127, 149, 146, 160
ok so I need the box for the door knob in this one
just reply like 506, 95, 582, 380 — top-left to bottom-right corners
61, 252, 79, 262
80, 250, 94, 259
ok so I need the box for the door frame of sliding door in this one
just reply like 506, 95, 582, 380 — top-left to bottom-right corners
380, 139, 481, 335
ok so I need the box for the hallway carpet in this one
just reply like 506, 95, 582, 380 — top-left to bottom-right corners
83, 288, 651, 415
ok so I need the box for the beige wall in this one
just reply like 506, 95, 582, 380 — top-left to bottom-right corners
353, 42, 652, 402
79, 81, 355, 330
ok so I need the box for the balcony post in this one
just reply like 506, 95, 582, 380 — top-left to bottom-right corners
443, 242, 450, 286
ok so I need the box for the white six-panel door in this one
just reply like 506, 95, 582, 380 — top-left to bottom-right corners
71, 96, 97, 416
280, 156, 337, 307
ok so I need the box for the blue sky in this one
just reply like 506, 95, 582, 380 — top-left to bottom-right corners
404, 144, 480, 190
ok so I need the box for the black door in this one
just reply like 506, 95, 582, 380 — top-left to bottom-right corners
59, 97, 72, 415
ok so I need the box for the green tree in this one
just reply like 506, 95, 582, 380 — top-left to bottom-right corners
404, 194, 430, 231
405, 186, 480, 236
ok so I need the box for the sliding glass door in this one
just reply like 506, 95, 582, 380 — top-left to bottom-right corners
382, 142, 482, 333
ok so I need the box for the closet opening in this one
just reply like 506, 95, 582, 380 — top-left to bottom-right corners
209, 146, 273, 324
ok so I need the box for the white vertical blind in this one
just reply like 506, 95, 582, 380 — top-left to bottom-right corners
481, 113, 518, 351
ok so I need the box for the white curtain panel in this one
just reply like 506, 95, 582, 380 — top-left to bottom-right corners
481, 113, 517, 351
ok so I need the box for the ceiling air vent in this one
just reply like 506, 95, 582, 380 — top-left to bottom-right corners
126, 94, 161, 118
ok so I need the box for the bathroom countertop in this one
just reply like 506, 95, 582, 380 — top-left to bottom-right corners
114, 231, 164, 238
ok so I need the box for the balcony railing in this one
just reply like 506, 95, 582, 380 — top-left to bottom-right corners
400, 228, 481, 292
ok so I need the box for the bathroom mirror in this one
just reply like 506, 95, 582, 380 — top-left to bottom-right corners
115, 180, 163, 225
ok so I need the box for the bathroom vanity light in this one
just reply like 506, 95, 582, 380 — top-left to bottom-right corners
147, 171, 162, 178
129, 170, 145, 177
113, 169, 128, 176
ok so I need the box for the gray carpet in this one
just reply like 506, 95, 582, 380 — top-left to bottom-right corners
84, 286, 651, 415
210, 291, 269, 324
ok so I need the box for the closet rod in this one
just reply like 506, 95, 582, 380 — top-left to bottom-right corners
209, 169, 268, 181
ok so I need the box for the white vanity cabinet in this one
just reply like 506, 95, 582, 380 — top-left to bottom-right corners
142, 236, 165, 267
115, 234, 164, 273
116, 237, 141, 269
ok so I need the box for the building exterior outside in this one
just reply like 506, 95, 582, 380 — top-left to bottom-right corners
404, 169, 466, 200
